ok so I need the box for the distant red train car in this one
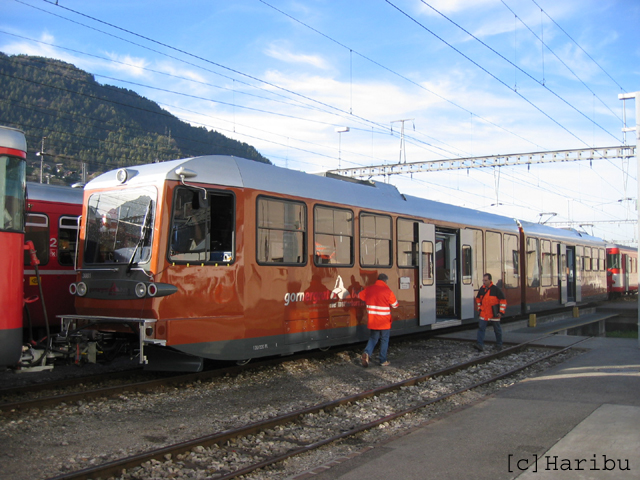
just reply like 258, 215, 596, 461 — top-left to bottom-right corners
60, 155, 608, 371
0, 125, 27, 367
24, 182, 83, 333
606, 244, 638, 298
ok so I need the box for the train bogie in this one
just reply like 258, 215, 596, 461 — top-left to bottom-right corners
63, 155, 611, 370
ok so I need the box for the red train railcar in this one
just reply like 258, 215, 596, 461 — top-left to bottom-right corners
24, 182, 83, 333
0, 125, 27, 367
606, 244, 638, 297
62, 156, 609, 371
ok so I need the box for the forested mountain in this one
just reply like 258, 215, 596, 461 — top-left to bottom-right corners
0, 52, 270, 184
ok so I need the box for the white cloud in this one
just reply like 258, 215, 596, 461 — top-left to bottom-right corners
264, 41, 331, 70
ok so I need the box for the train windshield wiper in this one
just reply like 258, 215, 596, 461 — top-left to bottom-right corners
126, 200, 153, 273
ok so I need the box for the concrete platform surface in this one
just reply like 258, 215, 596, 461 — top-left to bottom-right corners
301, 336, 640, 480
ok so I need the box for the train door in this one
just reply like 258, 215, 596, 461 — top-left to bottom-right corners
418, 223, 436, 326
559, 244, 567, 304
459, 229, 475, 320
566, 247, 576, 303
623, 254, 630, 293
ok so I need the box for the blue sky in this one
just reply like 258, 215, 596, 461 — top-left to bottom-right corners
2, 0, 639, 245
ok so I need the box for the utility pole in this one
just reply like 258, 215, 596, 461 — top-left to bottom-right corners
619, 91, 639, 348
391, 119, 414, 164
36, 136, 47, 183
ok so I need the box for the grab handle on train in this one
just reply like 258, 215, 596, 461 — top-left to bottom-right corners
24, 240, 40, 266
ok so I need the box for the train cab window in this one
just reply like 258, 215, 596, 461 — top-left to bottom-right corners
1, 155, 25, 232
24, 213, 49, 266
360, 213, 391, 267
397, 218, 419, 267
257, 197, 306, 265
58, 216, 80, 267
503, 233, 519, 288
526, 237, 540, 287
314, 206, 353, 266
169, 187, 235, 264
86, 187, 156, 265
541, 239, 552, 287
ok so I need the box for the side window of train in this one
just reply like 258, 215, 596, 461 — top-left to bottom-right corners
583, 247, 592, 271
397, 218, 419, 267
540, 239, 552, 287
256, 197, 306, 265
461, 245, 472, 285
552, 242, 560, 286
485, 231, 502, 287
360, 212, 392, 267
599, 248, 605, 271
575, 246, 583, 277
169, 187, 235, 264
24, 213, 49, 266
503, 233, 519, 288
421, 241, 434, 286
314, 205, 353, 266
58, 216, 79, 266
526, 237, 540, 287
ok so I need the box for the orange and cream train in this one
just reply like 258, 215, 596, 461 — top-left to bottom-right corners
63, 155, 608, 371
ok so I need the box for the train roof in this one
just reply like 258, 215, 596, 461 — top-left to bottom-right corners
519, 221, 605, 246
0, 125, 27, 152
606, 243, 638, 252
85, 155, 605, 244
27, 182, 84, 205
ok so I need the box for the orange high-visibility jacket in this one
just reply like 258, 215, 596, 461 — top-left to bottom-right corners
475, 282, 507, 321
358, 280, 399, 330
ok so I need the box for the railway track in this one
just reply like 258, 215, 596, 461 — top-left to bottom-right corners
45, 335, 587, 480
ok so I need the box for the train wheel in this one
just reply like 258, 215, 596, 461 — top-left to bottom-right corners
319, 346, 330, 352
236, 358, 251, 366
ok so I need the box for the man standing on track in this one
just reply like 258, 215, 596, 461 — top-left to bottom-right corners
475, 273, 507, 352
359, 273, 398, 367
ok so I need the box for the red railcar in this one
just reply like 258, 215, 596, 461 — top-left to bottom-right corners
606, 244, 638, 297
61, 156, 608, 371
0, 125, 27, 367
23, 182, 83, 334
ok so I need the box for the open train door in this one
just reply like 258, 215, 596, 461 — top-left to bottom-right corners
418, 223, 436, 326
558, 243, 567, 304
459, 229, 475, 320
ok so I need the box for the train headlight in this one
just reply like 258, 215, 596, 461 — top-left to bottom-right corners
76, 282, 88, 297
135, 282, 147, 298
147, 283, 158, 297
69, 283, 77, 295
116, 168, 129, 184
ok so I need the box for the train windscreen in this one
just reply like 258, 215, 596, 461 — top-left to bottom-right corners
0, 154, 26, 232
84, 187, 156, 265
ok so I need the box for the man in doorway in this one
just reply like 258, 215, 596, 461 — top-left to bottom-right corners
359, 273, 399, 367
475, 273, 507, 352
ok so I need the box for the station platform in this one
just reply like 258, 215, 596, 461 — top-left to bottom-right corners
297, 306, 640, 479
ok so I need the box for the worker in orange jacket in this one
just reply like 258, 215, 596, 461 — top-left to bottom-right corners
359, 273, 398, 367
475, 273, 507, 352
